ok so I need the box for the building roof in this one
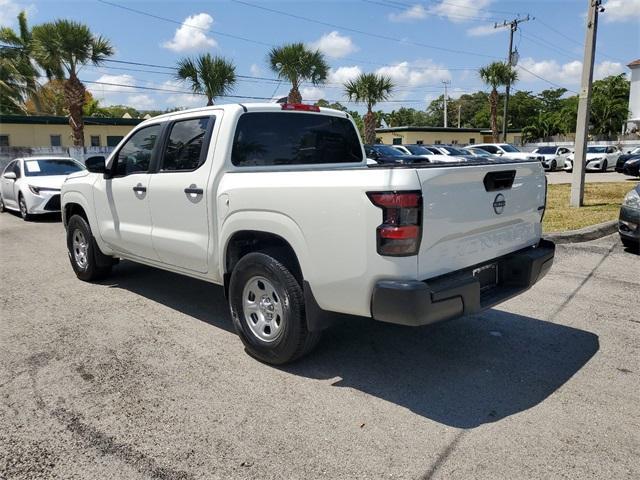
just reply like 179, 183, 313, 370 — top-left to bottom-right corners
628, 59, 640, 68
376, 125, 522, 133
0, 115, 144, 126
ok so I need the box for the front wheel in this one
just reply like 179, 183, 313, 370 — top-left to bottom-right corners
0, 194, 6, 212
18, 194, 31, 221
229, 252, 320, 365
601, 160, 608, 172
551, 160, 557, 171
66, 214, 112, 281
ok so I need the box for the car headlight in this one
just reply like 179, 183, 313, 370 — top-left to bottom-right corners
622, 189, 640, 210
588, 157, 602, 163
28, 185, 60, 195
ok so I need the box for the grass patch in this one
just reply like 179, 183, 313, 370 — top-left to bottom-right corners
543, 182, 637, 232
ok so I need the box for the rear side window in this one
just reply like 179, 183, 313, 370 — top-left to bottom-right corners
232, 112, 363, 167
161, 117, 213, 171
114, 124, 162, 176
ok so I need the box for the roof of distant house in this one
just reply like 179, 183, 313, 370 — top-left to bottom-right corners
0, 115, 143, 126
628, 59, 640, 68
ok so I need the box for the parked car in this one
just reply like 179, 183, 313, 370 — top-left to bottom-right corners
462, 147, 494, 157
391, 144, 468, 163
531, 146, 572, 171
474, 143, 545, 163
618, 184, 639, 250
391, 144, 433, 157
615, 147, 640, 173
428, 145, 471, 156
365, 144, 428, 164
0, 157, 85, 220
565, 145, 620, 172
622, 157, 640, 177
61, 103, 554, 364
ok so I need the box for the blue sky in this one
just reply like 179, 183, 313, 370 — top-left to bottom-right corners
1, 0, 639, 112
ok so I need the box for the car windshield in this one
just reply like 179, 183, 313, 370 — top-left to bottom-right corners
405, 145, 431, 155
23, 159, 84, 177
500, 144, 520, 153
587, 146, 607, 153
441, 146, 467, 155
535, 147, 557, 154
629, 147, 640, 154
374, 145, 405, 156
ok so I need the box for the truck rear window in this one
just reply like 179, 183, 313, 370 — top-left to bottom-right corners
232, 112, 363, 166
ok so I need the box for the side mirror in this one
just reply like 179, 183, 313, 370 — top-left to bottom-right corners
85, 156, 106, 174
3, 171, 16, 180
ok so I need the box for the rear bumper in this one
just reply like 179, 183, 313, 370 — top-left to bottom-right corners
371, 239, 555, 327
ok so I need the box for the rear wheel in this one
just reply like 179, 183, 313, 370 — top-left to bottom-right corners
18, 194, 31, 221
0, 194, 5, 212
601, 160, 608, 172
229, 252, 320, 365
66, 214, 112, 281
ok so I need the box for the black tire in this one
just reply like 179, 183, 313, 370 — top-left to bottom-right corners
66, 214, 112, 281
18, 193, 31, 221
621, 237, 639, 251
551, 159, 557, 171
229, 252, 320, 365
0, 194, 5, 213
601, 160, 607, 172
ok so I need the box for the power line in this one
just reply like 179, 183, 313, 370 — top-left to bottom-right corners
362, 0, 502, 23
230, 0, 499, 59
516, 65, 578, 94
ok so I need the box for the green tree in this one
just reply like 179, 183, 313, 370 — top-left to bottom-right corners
314, 99, 348, 111
176, 54, 236, 106
344, 73, 394, 144
32, 20, 113, 146
0, 11, 39, 113
589, 74, 630, 138
268, 42, 328, 104
478, 62, 518, 142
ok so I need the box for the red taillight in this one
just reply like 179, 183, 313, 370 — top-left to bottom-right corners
368, 191, 422, 256
281, 103, 321, 112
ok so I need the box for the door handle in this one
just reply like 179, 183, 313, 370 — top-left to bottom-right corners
132, 184, 147, 193
184, 186, 203, 195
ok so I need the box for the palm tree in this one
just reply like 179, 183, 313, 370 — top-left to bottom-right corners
176, 54, 236, 106
32, 20, 113, 146
268, 43, 328, 103
479, 62, 517, 142
0, 11, 39, 113
344, 73, 394, 144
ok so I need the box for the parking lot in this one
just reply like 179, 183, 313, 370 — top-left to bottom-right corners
545, 170, 637, 184
1, 211, 638, 480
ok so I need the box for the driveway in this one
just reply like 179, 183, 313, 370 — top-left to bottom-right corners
1, 212, 638, 479
546, 170, 638, 184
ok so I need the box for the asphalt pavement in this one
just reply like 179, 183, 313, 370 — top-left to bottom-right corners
1, 211, 639, 479
545, 170, 638, 184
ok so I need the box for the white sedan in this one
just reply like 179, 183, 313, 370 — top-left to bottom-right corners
531, 146, 572, 171
565, 146, 621, 172
0, 157, 85, 220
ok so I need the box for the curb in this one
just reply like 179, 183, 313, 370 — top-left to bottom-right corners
543, 220, 618, 244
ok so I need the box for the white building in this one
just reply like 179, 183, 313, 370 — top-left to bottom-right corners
628, 59, 640, 132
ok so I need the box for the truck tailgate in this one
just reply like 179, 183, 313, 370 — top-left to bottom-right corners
416, 162, 545, 280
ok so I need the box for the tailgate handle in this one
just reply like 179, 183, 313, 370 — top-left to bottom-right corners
483, 170, 516, 192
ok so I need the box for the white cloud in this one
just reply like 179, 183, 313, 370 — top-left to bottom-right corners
467, 24, 501, 37
90, 74, 137, 96
328, 65, 362, 85
375, 60, 452, 88
162, 13, 217, 52
602, 0, 640, 22
517, 58, 624, 86
309, 31, 357, 58
127, 94, 155, 110
250, 64, 262, 76
388, 4, 427, 22
300, 86, 325, 101
0, 0, 36, 26
162, 80, 204, 108
429, 0, 493, 23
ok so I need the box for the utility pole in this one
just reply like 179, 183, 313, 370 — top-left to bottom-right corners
495, 15, 531, 142
571, 0, 603, 207
442, 80, 450, 127
457, 103, 461, 128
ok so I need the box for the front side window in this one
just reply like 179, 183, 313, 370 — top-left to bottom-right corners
113, 124, 162, 176
478, 145, 498, 154
107, 136, 124, 147
23, 159, 84, 177
500, 144, 520, 153
232, 112, 363, 167
3, 160, 16, 176
161, 117, 212, 171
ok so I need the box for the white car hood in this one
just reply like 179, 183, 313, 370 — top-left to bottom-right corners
503, 152, 541, 160
568, 153, 606, 161
22, 175, 70, 189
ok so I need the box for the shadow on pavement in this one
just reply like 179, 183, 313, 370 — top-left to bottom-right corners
105, 261, 599, 429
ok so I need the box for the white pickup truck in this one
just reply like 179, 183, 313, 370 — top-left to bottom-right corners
61, 103, 554, 364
